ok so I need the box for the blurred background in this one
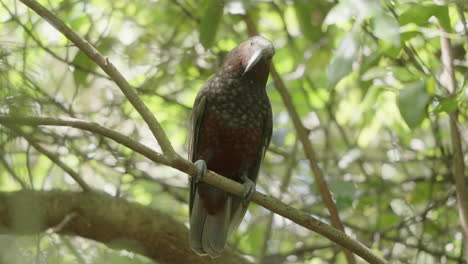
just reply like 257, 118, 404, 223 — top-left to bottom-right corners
0, 0, 467, 263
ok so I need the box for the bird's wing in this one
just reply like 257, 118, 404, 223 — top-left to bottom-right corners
250, 102, 273, 182
188, 87, 208, 214
188, 89, 208, 162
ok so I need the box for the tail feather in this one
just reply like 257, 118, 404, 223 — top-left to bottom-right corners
189, 189, 231, 258
189, 192, 208, 255
228, 196, 249, 236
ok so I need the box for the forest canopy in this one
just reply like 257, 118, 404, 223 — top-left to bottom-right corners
0, 0, 467, 264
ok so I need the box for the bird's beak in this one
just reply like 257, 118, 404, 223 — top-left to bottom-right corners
243, 48, 264, 75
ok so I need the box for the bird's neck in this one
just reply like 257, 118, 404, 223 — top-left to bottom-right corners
241, 60, 271, 88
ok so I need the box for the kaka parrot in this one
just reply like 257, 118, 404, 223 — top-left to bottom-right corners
188, 35, 275, 257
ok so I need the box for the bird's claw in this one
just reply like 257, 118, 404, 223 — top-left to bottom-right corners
194, 160, 207, 184
241, 174, 256, 207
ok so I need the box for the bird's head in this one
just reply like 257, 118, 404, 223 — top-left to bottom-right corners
239, 35, 275, 75
220, 36, 275, 84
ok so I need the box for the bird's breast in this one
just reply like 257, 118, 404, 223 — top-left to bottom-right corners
195, 78, 271, 178
206, 84, 270, 130
197, 107, 264, 179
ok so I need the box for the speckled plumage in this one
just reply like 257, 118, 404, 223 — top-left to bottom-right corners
188, 36, 274, 257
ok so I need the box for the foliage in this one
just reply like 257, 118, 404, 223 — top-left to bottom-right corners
0, 0, 467, 263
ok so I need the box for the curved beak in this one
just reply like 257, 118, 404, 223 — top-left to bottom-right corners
243, 48, 264, 75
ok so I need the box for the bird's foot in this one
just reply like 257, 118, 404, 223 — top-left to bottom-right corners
194, 160, 207, 184
241, 174, 256, 207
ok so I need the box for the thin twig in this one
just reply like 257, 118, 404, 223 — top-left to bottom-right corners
18, 0, 176, 156
61, 237, 87, 264
258, 140, 298, 264
46, 212, 78, 234
0, 1, 111, 80
4, 126, 91, 192
0, 151, 28, 188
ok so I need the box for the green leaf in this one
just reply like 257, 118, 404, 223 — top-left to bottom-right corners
70, 14, 91, 34
336, 196, 353, 210
329, 179, 356, 210
294, 2, 320, 41
392, 67, 418, 82
400, 30, 420, 41
361, 85, 384, 110
397, 81, 430, 129
72, 37, 115, 87
361, 67, 389, 81
399, 4, 450, 30
329, 179, 356, 198
72, 51, 93, 87
378, 39, 403, 58
390, 199, 413, 218
380, 212, 400, 229
433, 5, 451, 31
239, 222, 264, 254
399, 6, 433, 26
199, 0, 224, 49
328, 25, 360, 85
353, 0, 383, 20
323, 1, 354, 25
371, 12, 400, 46
433, 97, 458, 114
324, 0, 382, 25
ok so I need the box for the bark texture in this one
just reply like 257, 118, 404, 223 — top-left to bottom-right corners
0, 190, 249, 264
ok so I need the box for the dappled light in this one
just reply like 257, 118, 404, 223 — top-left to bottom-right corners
0, 0, 467, 264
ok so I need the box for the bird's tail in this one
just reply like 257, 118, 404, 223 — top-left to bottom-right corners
189, 188, 231, 258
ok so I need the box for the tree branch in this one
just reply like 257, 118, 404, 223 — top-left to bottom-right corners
439, 24, 468, 263
0, 190, 248, 264
17, 0, 176, 156
0, 116, 172, 168
0, 115, 387, 264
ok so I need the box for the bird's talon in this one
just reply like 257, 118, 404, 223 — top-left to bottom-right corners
241, 175, 256, 207
194, 160, 207, 184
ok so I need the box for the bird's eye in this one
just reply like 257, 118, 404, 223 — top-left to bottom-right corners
250, 41, 254, 46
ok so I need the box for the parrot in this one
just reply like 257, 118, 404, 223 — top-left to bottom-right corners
188, 35, 275, 257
